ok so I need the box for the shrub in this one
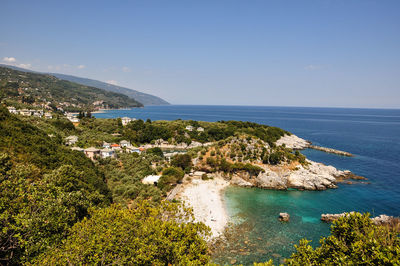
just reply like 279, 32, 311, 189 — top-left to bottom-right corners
287, 213, 400, 265
36, 202, 210, 265
201, 173, 209, 180
158, 167, 185, 190
171, 154, 192, 170
146, 147, 164, 157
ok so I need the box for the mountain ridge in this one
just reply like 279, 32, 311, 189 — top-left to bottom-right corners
0, 66, 142, 111
0, 64, 170, 106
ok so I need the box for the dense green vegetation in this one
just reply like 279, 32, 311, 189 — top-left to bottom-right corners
0, 106, 111, 263
98, 153, 163, 204
0, 66, 143, 111
287, 213, 400, 265
158, 166, 185, 191
37, 202, 209, 265
122, 119, 289, 146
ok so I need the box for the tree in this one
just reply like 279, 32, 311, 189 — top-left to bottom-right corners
171, 154, 192, 171
158, 167, 185, 190
287, 212, 400, 265
117, 117, 123, 127
146, 147, 164, 157
77, 111, 84, 119
36, 202, 210, 265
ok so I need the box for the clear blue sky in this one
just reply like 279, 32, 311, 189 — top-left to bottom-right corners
1, 0, 399, 108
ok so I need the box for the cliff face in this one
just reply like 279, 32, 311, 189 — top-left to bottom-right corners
229, 159, 356, 191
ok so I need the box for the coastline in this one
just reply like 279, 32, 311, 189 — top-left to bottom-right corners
176, 176, 230, 239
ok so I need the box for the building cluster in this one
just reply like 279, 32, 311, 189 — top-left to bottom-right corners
7, 106, 53, 118
65, 135, 143, 160
121, 117, 136, 126
185, 125, 204, 132
65, 113, 80, 123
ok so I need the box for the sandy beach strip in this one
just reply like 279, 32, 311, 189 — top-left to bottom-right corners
177, 177, 230, 239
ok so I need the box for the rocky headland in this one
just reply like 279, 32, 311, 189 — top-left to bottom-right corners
230, 159, 363, 191
277, 134, 354, 157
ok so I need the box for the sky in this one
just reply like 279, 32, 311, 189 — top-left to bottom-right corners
1, 0, 399, 108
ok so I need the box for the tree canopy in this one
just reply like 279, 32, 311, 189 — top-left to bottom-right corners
287, 213, 400, 265
36, 202, 210, 265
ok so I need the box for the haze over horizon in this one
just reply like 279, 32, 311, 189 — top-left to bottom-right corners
1, 0, 399, 108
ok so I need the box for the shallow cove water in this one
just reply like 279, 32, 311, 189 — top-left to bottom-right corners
95, 105, 400, 264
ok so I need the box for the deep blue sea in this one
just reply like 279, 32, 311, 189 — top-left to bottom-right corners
95, 105, 400, 264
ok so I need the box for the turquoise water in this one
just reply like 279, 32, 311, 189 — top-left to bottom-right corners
95, 105, 400, 264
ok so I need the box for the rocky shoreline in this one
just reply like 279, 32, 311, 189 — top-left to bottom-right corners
175, 158, 363, 240
175, 133, 365, 240
321, 212, 399, 226
230, 159, 364, 191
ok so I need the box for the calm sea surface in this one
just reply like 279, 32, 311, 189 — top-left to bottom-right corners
95, 105, 400, 264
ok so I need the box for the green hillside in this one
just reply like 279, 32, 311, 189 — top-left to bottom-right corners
0, 66, 143, 111
52, 73, 170, 106
0, 106, 111, 263
0, 64, 169, 106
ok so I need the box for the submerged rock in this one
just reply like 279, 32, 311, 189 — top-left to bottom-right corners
279, 212, 290, 222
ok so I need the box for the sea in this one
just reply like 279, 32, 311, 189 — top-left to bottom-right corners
95, 105, 400, 265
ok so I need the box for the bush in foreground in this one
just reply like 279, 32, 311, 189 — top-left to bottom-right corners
37, 201, 210, 265
287, 212, 400, 265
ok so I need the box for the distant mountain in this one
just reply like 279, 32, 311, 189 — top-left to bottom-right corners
51, 73, 170, 106
0, 66, 143, 111
0, 64, 170, 106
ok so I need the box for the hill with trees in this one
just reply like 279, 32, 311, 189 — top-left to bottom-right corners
0, 64, 169, 106
0, 66, 143, 111
51, 72, 170, 106
0, 106, 210, 264
0, 106, 111, 263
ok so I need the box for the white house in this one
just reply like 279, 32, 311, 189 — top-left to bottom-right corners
197, 127, 204, 132
19, 109, 32, 116
44, 112, 53, 119
7, 106, 18, 114
121, 117, 133, 126
101, 148, 115, 158
84, 147, 101, 160
110, 143, 122, 152
142, 175, 161, 185
33, 110, 43, 117
185, 125, 194, 131
68, 117, 80, 123
102, 142, 111, 149
65, 135, 78, 146
126, 146, 141, 154
66, 113, 79, 123
120, 140, 131, 148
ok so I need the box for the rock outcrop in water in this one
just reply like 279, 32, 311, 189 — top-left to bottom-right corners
279, 213, 290, 222
309, 145, 353, 157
